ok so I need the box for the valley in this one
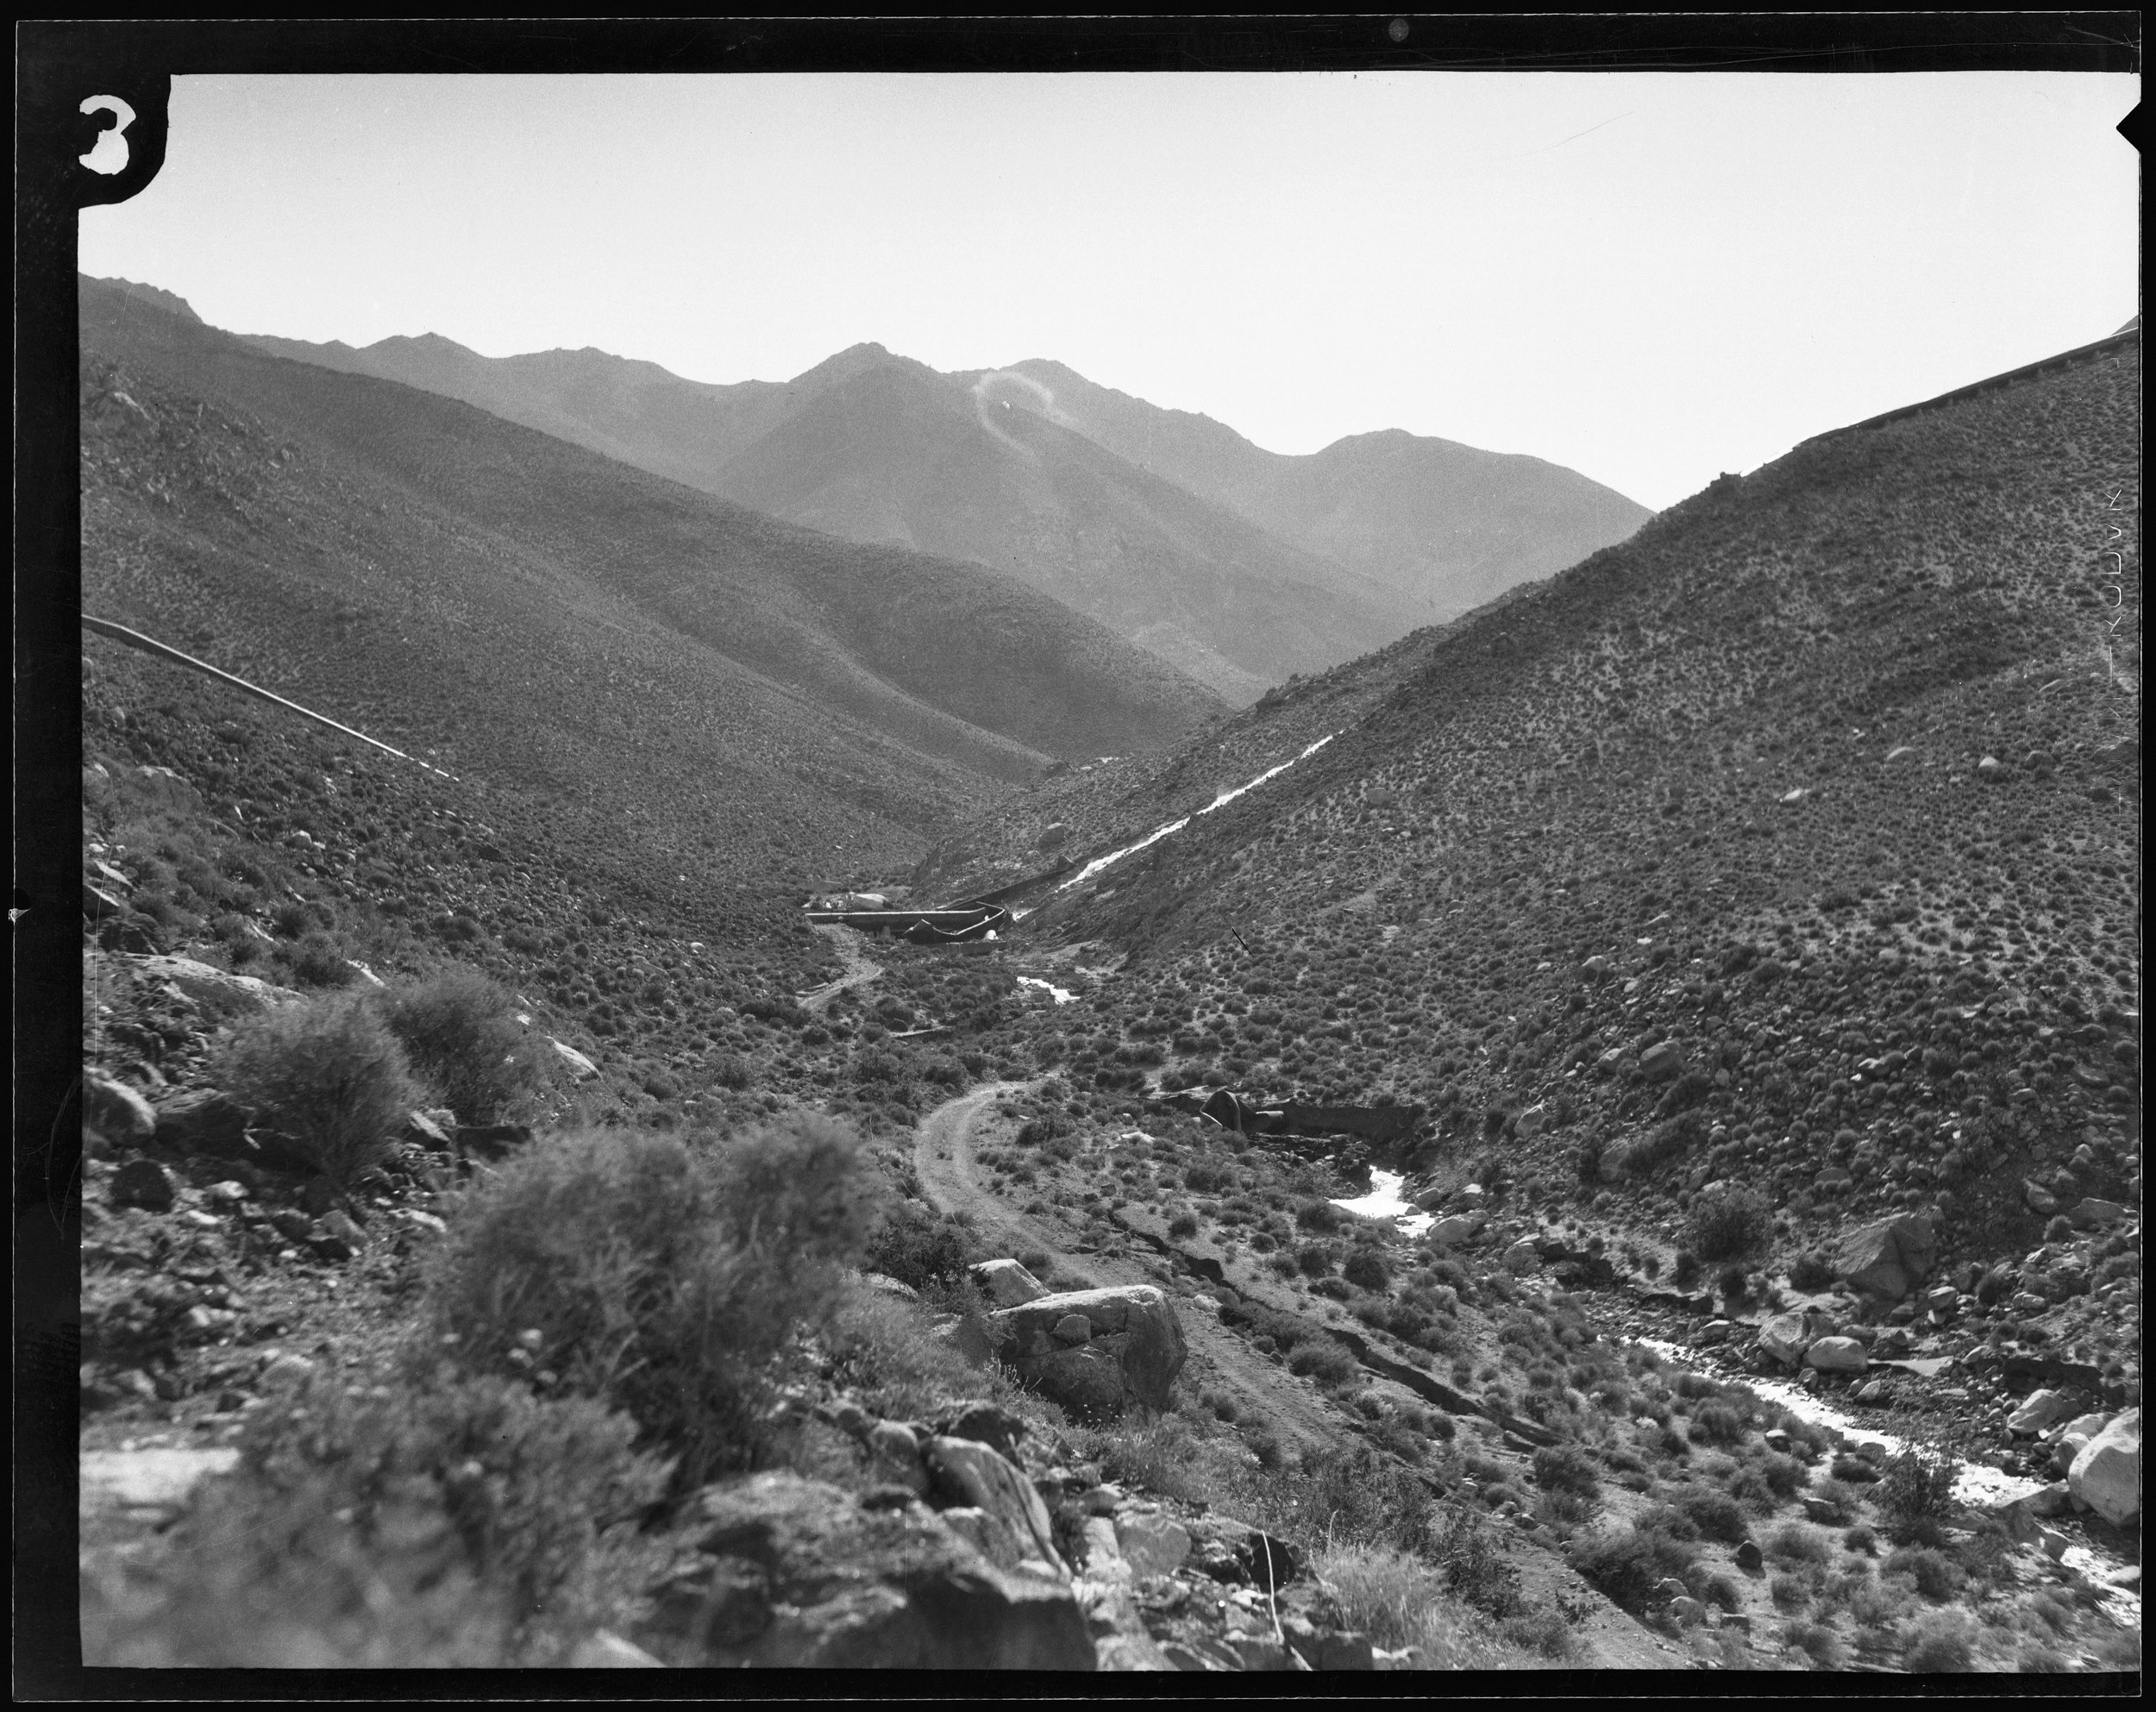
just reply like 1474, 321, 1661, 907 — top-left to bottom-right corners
67, 285, 2139, 1677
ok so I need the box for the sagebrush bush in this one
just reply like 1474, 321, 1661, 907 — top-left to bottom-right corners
1875, 1449, 1959, 1544
1532, 1444, 1600, 1499
1689, 1186, 1771, 1262
1902, 1610, 1976, 1672
1883, 1545, 1964, 1602
862, 1202, 975, 1291
85, 1365, 669, 1666
215, 993, 419, 1183
378, 967, 547, 1125
426, 1113, 874, 1490
1570, 1524, 1696, 1612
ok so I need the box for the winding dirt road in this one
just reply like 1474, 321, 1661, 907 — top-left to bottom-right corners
915, 1083, 1382, 1457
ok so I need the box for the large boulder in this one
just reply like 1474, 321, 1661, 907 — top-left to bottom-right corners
1758, 1312, 1812, 1367
1803, 1337, 1869, 1375
922, 1436, 1064, 1573
987, 1287, 1186, 1417
121, 954, 295, 1019
2068, 1408, 2140, 1526
2007, 1389, 2077, 1438
1639, 1041, 1686, 1082
645, 1472, 1093, 1669
970, 1258, 1051, 1308
1834, 1213, 1937, 1302
1429, 1211, 1487, 1247
84, 1073, 157, 1145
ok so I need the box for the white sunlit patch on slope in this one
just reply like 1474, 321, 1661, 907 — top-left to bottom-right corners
1332, 1169, 1435, 1236
1016, 975, 1077, 1004
1056, 733, 1336, 894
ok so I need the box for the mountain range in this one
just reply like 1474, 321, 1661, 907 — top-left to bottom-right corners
211, 290, 1651, 703
78, 274, 1225, 890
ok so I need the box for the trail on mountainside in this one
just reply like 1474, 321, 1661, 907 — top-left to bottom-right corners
798, 923, 884, 1013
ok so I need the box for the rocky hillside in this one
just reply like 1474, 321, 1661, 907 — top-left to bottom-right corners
223, 293, 1650, 703
954, 329, 2141, 1370
83, 273, 1226, 898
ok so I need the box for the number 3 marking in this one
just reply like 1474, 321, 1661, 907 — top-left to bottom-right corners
80, 95, 135, 175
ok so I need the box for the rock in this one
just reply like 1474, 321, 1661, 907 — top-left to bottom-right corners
941, 1402, 1028, 1464
1833, 1213, 1936, 1302
2053, 1414, 2112, 1477
2023, 1181, 2059, 1214
860, 1271, 921, 1302
655, 1472, 1094, 1669
79, 1445, 238, 1523
1695, 1320, 1732, 1348
546, 1037, 599, 1081
1282, 1616, 1375, 1671
2069, 1197, 2131, 1228
940, 1506, 1028, 1573
923, 1436, 1064, 1572
1735, 1540, 1764, 1571
122, 954, 293, 1019
1804, 1336, 1869, 1375
260, 1351, 317, 1389
1188, 1514, 1300, 1591
1113, 1512, 1190, 1577
1081, 1515, 1125, 1573
1514, 1104, 1550, 1140
1053, 1314, 1093, 1346
2067, 1408, 2140, 1525
149, 1089, 251, 1157
1502, 1239, 1542, 1273
110, 1157, 176, 1213
1429, 1212, 1487, 1247
987, 1287, 1186, 1416
1855, 1379, 1889, 1405
318, 1208, 366, 1246
85, 1073, 158, 1144
1976, 755, 2009, 783
868, 1421, 929, 1496
929, 1314, 997, 1366
2025, 1481, 2072, 1517
1670, 1596, 1706, 1626
1759, 1312, 1812, 1366
970, 1258, 1051, 1307
568, 1629, 664, 1667
2008, 1389, 2077, 1438
1639, 1041, 1686, 1082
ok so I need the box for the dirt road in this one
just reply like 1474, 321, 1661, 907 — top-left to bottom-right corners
916, 1084, 1382, 1458
799, 924, 883, 1013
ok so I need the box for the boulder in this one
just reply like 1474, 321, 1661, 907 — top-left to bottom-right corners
122, 954, 293, 1019
1502, 1239, 1543, 1274
1113, 1512, 1190, 1578
1053, 1314, 1093, 1346
1759, 1312, 1812, 1367
971, 1258, 1051, 1308
868, 1421, 929, 1496
1804, 1337, 1869, 1375
938, 1402, 1029, 1464
2007, 1389, 2076, 1438
1429, 1212, 1487, 1247
110, 1157, 176, 1213
1976, 755, 2009, 783
1639, 1041, 1686, 1082
1282, 1615, 1374, 1671
1833, 1213, 1936, 1302
2069, 1197, 2132, 1229
1514, 1103, 1550, 1141
85, 1073, 157, 1145
860, 1272, 921, 1303
2067, 1408, 2140, 1526
650, 1472, 1094, 1669
923, 1436, 1064, 1572
2053, 1413, 2113, 1477
987, 1287, 1186, 1416
1734, 1540, 1764, 1571
548, 1038, 600, 1081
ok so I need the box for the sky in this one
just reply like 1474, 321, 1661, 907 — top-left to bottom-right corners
80, 72, 2137, 511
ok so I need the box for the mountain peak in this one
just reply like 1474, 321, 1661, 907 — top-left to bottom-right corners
88, 275, 201, 323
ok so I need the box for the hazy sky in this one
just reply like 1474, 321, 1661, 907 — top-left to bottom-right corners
81, 72, 2136, 511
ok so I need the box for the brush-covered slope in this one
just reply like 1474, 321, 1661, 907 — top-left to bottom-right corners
82, 277, 1225, 887
990, 336, 2143, 1288
1000, 359, 1653, 620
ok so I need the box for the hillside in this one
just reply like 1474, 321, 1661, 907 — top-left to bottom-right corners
82, 276, 1225, 892
994, 359, 1654, 619
222, 296, 1650, 702
948, 329, 2142, 1345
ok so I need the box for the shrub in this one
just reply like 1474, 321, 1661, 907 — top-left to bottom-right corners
1902, 1610, 1976, 1672
426, 1115, 874, 1491
1689, 1187, 1772, 1262
1788, 1621, 1845, 1669
1689, 1402, 1748, 1447
1167, 1211, 1199, 1239
1677, 1489, 1749, 1544
1286, 1341, 1357, 1387
1883, 1546, 1964, 1602
1769, 1571, 1811, 1612
1672, 1249, 1702, 1288
1342, 1248, 1391, 1291
1765, 1521, 1830, 1565
862, 1204, 974, 1292
379, 968, 547, 1126
1788, 1250, 1834, 1290
215, 993, 419, 1184
85, 1365, 669, 1665
1875, 1449, 1958, 1545
1570, 1524, 1696, 1613
1532, 1445, 1600, 1499
1431, 1503, 1524, 1620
